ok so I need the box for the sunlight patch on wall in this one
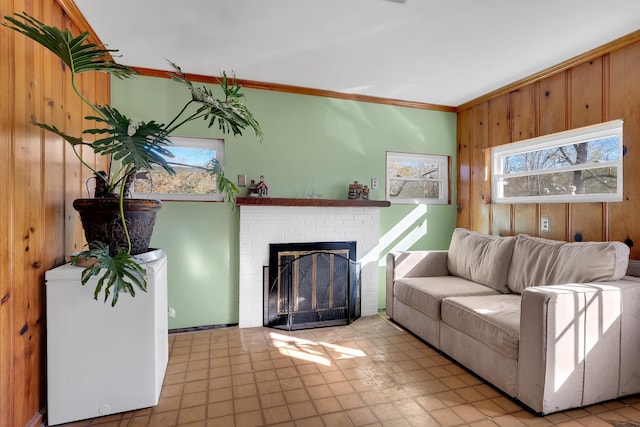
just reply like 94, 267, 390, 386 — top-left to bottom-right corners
361, 205, 428, 267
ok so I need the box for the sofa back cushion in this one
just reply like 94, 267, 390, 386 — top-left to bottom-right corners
507, 234, 630, 294
447, 228, 515, 293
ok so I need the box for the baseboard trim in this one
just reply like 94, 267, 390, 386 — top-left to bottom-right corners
169, 323, 238, 334
25, 409, 45, 427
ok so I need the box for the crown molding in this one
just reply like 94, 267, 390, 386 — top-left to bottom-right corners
131, 66, 456, 112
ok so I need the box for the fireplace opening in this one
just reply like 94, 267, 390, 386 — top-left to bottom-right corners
264, 241, 360, 330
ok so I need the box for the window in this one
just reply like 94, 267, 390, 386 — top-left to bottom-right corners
386, 152, 450, 204
132, 136, 225, 201
491, 119, 623, 204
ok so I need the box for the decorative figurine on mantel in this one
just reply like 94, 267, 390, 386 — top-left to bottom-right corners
362, 185, 370, 200
248, 175, 269, 196
256, 175, 268, 196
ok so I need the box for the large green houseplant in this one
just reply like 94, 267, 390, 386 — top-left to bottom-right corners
3, 12, 263, 306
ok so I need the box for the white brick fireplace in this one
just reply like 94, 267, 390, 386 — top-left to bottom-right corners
237, 198, 389, 328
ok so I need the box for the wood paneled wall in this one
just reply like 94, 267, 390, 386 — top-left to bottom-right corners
457, 36, 640, 259
0, 0, 108, 425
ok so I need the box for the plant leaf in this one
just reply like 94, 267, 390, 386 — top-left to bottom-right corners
215, 171, 239, 205
33, 122, 86, 147
71, 242, 147, 307
168, 62, 264, 141
88, 105, 176, 175
2, 12, 137, 79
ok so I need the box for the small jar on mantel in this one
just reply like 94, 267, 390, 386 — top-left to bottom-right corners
348, 181, 363, 199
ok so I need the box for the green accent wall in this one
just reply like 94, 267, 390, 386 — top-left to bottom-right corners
112, 75, 457, 329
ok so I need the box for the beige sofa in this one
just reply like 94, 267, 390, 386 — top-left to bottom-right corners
386, 228, 640, 415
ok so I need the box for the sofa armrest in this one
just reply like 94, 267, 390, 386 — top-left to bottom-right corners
518, 283, 622, 414
385, 250, 449, 318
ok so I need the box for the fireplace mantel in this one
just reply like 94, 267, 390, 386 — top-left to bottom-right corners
236, 196, 390, 208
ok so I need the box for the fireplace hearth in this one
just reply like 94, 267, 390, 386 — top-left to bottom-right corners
265, 241, 360, 330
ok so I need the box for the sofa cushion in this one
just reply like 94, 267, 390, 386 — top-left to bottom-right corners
394, 276, 500, 320
507, 234, 630, 294
447, 228, 515, 293
441, 295, 521, 360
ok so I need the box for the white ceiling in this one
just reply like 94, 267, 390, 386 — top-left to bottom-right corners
75, 0, 640, 107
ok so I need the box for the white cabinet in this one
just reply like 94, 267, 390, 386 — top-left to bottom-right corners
45, 253, 168, 426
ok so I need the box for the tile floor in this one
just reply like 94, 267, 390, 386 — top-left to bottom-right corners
56, 315, 640, 427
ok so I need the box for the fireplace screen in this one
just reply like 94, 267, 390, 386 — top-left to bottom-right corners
265, 242, 360, 330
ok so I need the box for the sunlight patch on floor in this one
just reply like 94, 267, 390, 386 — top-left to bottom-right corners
269, 331, 366, 366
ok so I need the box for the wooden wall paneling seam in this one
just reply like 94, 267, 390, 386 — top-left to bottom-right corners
570, 58, 605, 242
30, 0, 45, 418
39, 4, 67, 422
565, 63, 574, 243
34, 19, 47, 425
510, 203, 515, 236
534, 80, 540, 137
488, 95, 512, 236
532, 81, 542, 238
79, 71, 96, 199
566, 201, 572, 242
487, 104, 493, 237
511, 86, 537, 236
96, 72, 110, 174
456, 109, 471, 229
487, 101, 493, 235
43, 0, 66, 270
33, 0, 48, 415
42, 12, 67, 423
603, 202, 610, 242
469, 103, 490, 234
13, 0, 45, 421
12, 0, 29, 421
0, 0, 17, 424
63, 10, 85, 256
61, 10, 70, 257
602, 54, 611, 242
536, 73, 568, 241
603, 54, 611, 122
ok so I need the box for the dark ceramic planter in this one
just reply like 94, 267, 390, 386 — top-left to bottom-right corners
73, 198, 162, 255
